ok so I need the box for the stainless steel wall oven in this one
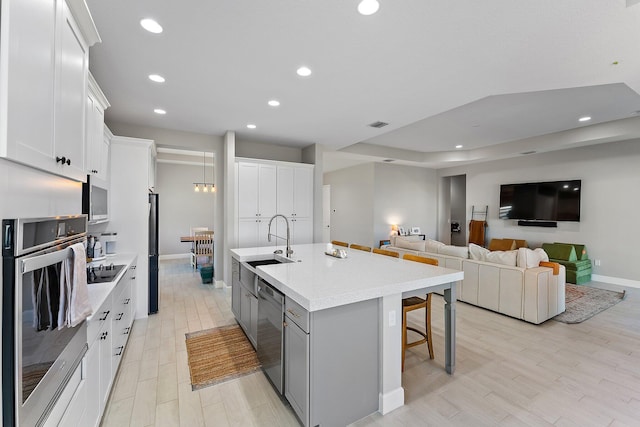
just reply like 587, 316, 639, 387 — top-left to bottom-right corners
2, 216, 88, 427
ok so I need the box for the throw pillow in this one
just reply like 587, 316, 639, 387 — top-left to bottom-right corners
438, 244, 469, 259
469, 243, 490, 261
395, 237, 426, 252
486, 250, 518, 266
488, 239, 516, 251
534, 248, 549, 262
517, 248, 541, 268
425, 239, 445, 253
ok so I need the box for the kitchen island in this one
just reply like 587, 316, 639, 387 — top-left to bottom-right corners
231, 243, 463, 426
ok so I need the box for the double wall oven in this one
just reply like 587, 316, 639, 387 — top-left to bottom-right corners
2, 216, 88, 427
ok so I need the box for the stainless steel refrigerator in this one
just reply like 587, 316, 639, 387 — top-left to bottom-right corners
149, 193, 159, 314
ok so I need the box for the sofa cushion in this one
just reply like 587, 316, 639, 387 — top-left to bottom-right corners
395, 237, 426, 252
438, 244, 469, 259
555, 242, 588, 260
469, 243, 490, 261
541, 243, 577, 261
517, 247, 549, 268
488, 239, 516, 251
425, 239, 445, 253
486, 250, 518, 266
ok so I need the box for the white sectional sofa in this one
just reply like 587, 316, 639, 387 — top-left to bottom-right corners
383, 236, 566, 324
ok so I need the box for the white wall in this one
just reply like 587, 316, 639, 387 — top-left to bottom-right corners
373, 163, 438, 246
324, 163, 375, 247
236, 139, 303, 163
323, 162, 438, 248
438, 139, 640, 282
107, 122, 227, 281
156, 162, 215, 256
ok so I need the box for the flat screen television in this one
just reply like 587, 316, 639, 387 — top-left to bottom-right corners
499, 180, 581, 222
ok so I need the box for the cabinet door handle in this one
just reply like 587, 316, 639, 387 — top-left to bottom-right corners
124, 298, 131, 304
124, 327, 130, 335
115, 346, 124, 356
56, 156, 70, 166
286, 309, 301, 318
116, 313, 124, 321
99, 310, 110, 321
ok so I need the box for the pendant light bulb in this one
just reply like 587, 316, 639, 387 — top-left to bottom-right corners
211, 184, 216, 193
358, 0, 380, 16
194, 184, 200, 192
203, 185, 208, 193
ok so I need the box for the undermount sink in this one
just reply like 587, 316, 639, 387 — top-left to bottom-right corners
247, 259, 286, 268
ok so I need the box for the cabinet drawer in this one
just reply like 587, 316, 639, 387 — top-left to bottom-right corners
88, 298, 112, 344
285, 297, 309, 333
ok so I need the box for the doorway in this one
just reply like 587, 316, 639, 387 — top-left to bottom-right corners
322, 184, 331, 242
439, 175, 467, 246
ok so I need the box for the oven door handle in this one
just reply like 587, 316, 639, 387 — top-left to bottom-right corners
21, 246, 74, 274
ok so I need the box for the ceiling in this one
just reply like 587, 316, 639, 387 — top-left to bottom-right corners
86, 0, 640, 170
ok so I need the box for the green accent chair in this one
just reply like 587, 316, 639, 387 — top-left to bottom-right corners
541, 243, 592, 285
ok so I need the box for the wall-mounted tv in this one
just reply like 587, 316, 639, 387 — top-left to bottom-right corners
499, 180, 581, 222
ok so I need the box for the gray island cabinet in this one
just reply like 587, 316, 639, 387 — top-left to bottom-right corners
231, 243, 463, 426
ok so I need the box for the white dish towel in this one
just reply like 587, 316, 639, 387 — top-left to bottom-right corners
59, 243, 93, 328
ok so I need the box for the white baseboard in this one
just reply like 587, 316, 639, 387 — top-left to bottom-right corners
378, 387, 404, 415
591, 274, 640, 289
159, 253, 190, 260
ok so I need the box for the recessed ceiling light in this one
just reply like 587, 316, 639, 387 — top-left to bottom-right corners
357, 0, 380, 15
563, 184, 569, 189
247, 124, 257, 129
154, 108, 166, 115
268, 100, 280, 107
148, 74, 165, 83
140, 18, 163, 34
296, 66, 312, 77
455, 145, 463, 149
578, 116, 591, 122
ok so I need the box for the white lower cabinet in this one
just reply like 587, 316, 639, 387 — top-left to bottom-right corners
73, 259, 137, 427
284, 314, 309, 424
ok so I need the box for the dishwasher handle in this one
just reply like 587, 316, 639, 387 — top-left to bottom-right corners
258, 278, 284, 304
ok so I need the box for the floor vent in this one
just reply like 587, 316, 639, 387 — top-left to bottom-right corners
368, 121, 389, 128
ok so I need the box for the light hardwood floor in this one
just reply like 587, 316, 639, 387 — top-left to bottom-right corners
102, 260, 640, 426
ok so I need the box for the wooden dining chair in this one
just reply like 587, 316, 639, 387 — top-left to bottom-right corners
350, 243, 372, 252
331, 240, 349, 247
191, 230, 214, 270
401, 254, 437, 371
372, 248, 399, 258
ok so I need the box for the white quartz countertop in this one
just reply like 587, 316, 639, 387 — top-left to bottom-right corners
86, 253, 137, 320
231, 244, 463, 311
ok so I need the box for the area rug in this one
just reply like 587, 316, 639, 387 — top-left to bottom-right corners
185, 324, 261, 390
553, 284, 626, 324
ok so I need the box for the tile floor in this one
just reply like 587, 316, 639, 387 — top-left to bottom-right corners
102, 260, 640, 426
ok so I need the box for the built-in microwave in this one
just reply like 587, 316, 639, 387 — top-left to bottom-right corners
82, 175, 109, 223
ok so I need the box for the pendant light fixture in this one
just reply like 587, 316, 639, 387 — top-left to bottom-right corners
193, 152, 215, 193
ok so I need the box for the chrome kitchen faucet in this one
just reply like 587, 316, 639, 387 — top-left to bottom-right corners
267, 214, 293, 256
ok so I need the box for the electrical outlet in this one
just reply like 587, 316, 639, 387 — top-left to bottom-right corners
594, 259, 601, 266
388, 310, 396, 327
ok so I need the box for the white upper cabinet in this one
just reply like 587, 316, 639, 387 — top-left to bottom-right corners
0, 0, 100, 181
237, 162, 277, 219
86, 73, 110, 184
0, 0, 57, 169
236, 159, 314, 247
277, 165, 313, 218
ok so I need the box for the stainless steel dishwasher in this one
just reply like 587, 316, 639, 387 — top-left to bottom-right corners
257, 277, 285, 394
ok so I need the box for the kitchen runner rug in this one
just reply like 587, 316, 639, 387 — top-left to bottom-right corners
185, 324, 261, 390
553, 283, 626, 324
